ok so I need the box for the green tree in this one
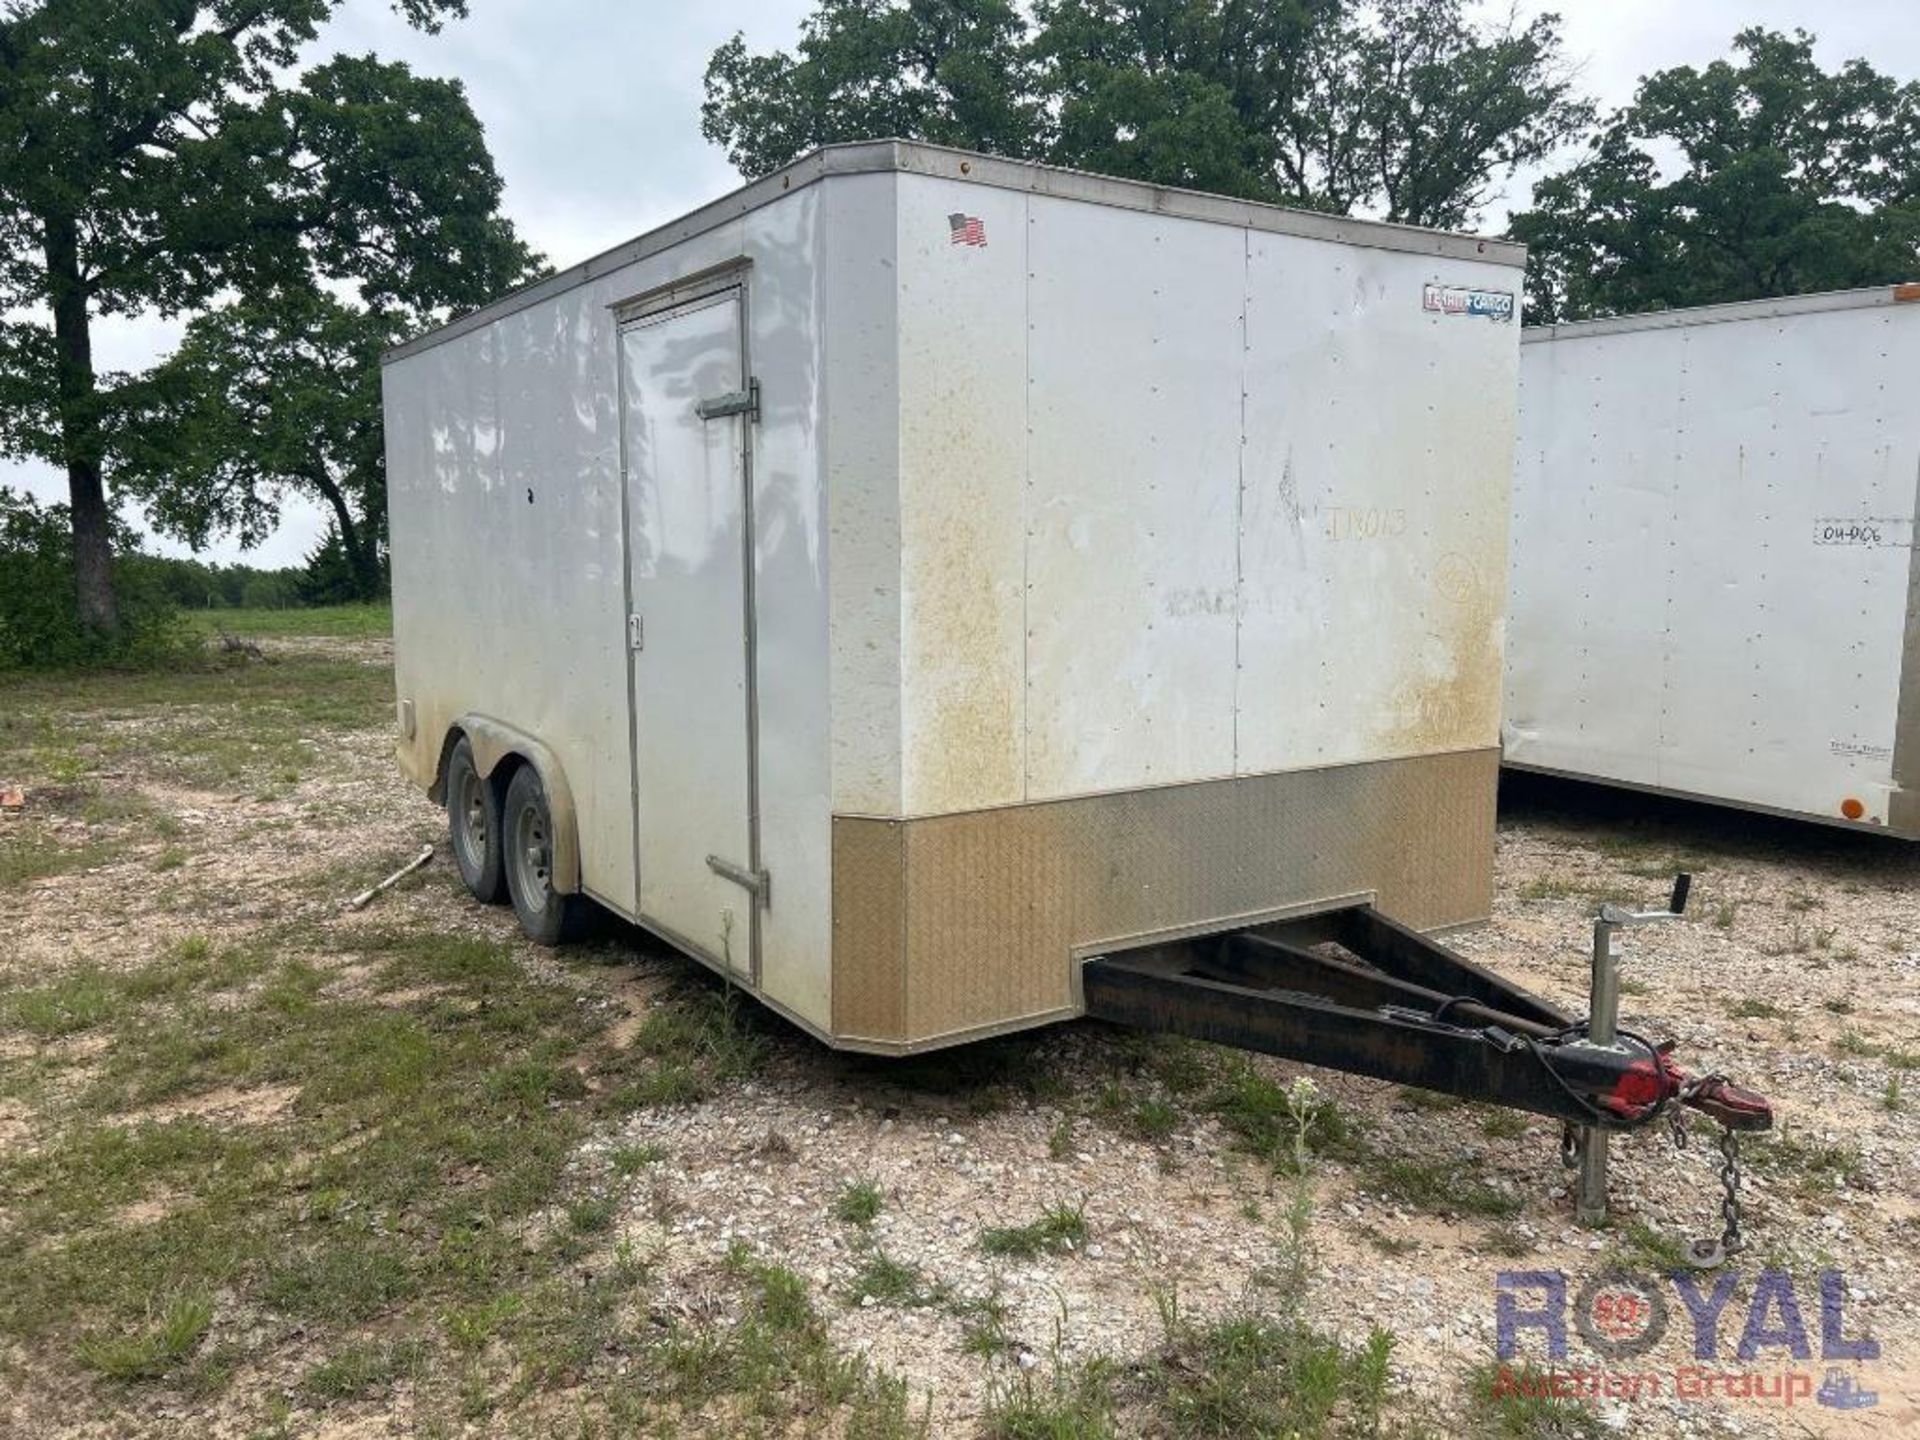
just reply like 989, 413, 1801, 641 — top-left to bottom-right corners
113, 286, 396, 602
1510, 28, 1920, 323
702, 0, 1589, 225
0, 1, 536, 638
701, 0, 1044, 177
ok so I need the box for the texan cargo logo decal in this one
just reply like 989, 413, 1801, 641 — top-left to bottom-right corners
1423, 283, 1515, 322
948, 212, 987, 247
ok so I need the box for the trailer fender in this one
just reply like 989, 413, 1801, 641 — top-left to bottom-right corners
442, 716, 583, 895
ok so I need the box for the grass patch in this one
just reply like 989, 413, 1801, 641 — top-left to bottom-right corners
0, 826, 130, 890
1147, 1314, 1396, 1439
1609, 1219, 1692, 1273
1478, 1107, 1529, 1140
605, 983, 771, 1111
2, 962, 127, 1036
846, 1252, 943, 1309
643, 1248, 925, 1432
0, 652, 393, 796
1743, 1129, 1866, 1198
1097, 1080, 1183, 1142
1729, 997, 1784, 1020
74, 1294, 213, 1381
302, 1338, 426, 1401
980, 1201, 1088, 1259
1463, 1362, 1605, 1438
983, 1357, 1118, 1439
836, 1178, 884, 1227
186, 603, 392, 640
609, 1142, 668, 1176
0, 921, 617, 1389
1362, 1157, 1521, 1218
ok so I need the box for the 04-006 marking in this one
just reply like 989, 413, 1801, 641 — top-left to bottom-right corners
1812, 517, 1914, 548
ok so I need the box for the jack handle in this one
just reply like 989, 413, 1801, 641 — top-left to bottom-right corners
1599, 871, 1691, 927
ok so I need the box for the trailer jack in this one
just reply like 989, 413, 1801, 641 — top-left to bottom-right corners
1081, 880, 1772, 1253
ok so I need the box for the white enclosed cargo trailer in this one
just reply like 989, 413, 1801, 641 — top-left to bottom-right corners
383, 140, 1526, 1053
1506, 285, 1920, 837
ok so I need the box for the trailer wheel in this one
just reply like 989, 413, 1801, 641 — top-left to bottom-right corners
502, 765, 588, 945
446, 737, 506, 904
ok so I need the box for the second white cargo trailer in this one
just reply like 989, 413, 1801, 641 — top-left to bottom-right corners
384, 141, 1526, 1053
1506, 285, 1920, 837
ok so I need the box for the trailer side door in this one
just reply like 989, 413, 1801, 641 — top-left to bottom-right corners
619, 289, 759, 980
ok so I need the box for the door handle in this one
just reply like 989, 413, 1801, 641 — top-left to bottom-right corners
695, 378, 760, 422
706, 854, 770, 907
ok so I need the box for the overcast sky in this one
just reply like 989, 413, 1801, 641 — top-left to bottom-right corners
10, 0, 1920, 568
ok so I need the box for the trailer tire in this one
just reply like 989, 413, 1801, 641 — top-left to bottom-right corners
446, 737, 506, 904
502, 765, 588, 945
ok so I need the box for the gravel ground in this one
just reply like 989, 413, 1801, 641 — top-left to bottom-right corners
4, 636, 1916, 1436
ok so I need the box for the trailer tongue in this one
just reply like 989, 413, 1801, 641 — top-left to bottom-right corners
1081, 875, 1772, 1262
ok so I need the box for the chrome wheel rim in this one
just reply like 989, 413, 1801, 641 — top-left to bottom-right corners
511, 797, 552, 907
454, 766, 487, 866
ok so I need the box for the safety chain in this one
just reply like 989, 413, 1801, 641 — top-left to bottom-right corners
1665, 1075, 1745, 1267
1716, 1127, 1744, 1256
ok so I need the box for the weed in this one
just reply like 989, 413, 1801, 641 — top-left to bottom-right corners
1359, 1224, 1418, 1257
1833, 1029, 1877, 1058
1482, 1223, 1534, 1259
846, 1252, 941, 1308
302, 1339, 425, 1401
1048, 1117, 1076, 1161
836, 1178, 884, 1227
954, 1284, 1014, 1360
1713, 899, 1739, 929
982, 1355, 1118, 1440
75, 1295, 213, 1381
1729, 997, 1784, 1021
1517, 875, 1579, 902
1885, 1075, 1904, 1113
565, 1194, 618, 1236
1478, 1107, 1528, 1141
1611, 1219, 1692, 1273
609, 1142, 667, 1176
981, 1201, 1088, 1259
1097, 1080, 1183, 1142
444, 1293, 525, 1351
1206, 1061, 1363, 1171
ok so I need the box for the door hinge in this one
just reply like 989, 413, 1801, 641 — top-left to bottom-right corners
706, 854, 770, 907
627, 614, 644, 651
695, 378, 760, 423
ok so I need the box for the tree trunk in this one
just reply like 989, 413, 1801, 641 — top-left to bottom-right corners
311, 464, 382, 601
45, 213, 118, 635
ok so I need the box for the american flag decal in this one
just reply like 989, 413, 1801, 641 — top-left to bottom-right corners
948, 212, 987, 247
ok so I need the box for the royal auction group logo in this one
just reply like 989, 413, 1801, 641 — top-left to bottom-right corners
1494, 1268, 1880, 1411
